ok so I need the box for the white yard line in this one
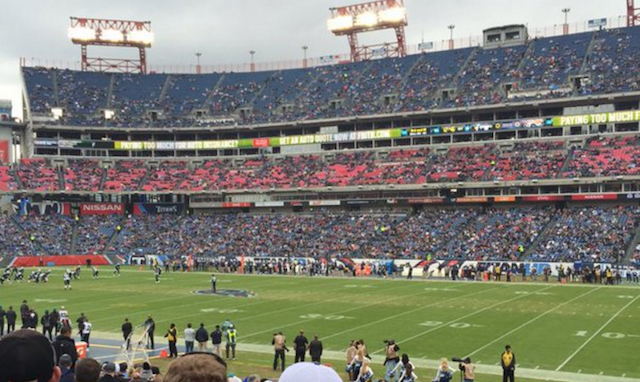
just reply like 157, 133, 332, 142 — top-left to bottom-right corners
151, 279, 419, 328
241, 283, 487, 340
320, 285, 502, 341
556, 294, 640, 371
371, 285, 557, 354
465, 286, 602, 358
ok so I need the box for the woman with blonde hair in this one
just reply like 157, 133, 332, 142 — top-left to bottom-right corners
433, 357, 454, 382
348, 344, 366, 382
356, 357, 374, 382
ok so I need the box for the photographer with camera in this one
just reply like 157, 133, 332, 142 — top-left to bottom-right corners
383, 339, 400, 382
452, 357, 475, 382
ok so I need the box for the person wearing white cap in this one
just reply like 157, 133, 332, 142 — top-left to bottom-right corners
278, 362, 342, 382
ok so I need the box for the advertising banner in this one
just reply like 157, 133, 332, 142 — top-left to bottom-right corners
309, 200, 341, 206
552, 111, 640, 126
80, 203, 124, 215
521, 195, 565, 202
456, 197, 489, 203
570, 194, 618, 201
221, 202, 251, 208
407, 198, 445, 204
0, 140, 8, 163
494, 196, 516, 203
13, 200, 71, 215
133, 203, 185, 215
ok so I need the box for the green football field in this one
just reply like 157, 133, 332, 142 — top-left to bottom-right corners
1, 267, 639, 382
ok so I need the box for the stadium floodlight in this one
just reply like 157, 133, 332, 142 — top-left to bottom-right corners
69, 17, 153, 74
68, 26, 96, 41
100, 29, 125, 42
355, 12, 378, 27
327, 15, 354, 32
328, 0, 408, 62
127, 30, 154, 45
378, 7, 406, 23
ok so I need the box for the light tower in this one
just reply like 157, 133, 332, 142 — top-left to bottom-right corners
195, 52, 202, 74
628, 0, 640, 26
302, 45, 309, 68
249, 50, 256, 72
327, 0, 408, 62
562, 8, 571, 35
448, 24, 455, 50
68, 17, 153, 74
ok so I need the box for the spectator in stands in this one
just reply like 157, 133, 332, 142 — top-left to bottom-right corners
163, 353, 227, 382
75, 358, 101, 382
0, 329, 61, 382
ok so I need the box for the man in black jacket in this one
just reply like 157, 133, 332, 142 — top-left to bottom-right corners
0, 305, 5, 336
6, 306, 16, 333
210, 325, 222, 356
144, 315, 155, 349
122, 318, 133, 350
42, 310, 54, 340
309, 335, 323, 363
195, 323, 209, 352
52, 326, 78, 367
19, 300, 29, 328
293, 330, 308, 363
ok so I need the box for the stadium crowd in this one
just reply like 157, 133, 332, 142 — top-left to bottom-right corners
22, 26, 640, 127
2, 204, 639, 264
1, 135, 638, 192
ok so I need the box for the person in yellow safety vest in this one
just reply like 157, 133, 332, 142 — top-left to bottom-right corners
605, 267, 614, 285
501, 345, 516, 382
226, 325, 237, 360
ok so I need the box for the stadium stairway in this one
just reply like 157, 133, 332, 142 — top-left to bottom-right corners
557, 147, 575, 178
50, 69, 60, 106
521, 213, 560, 260
11, 215, 49, 256
158, 75, 173, 104
450, 46, 479, 89
102, 215, 127, 254
57, 166, 65, 191
69, 220, 79, 255
580, 32, 600, 74
624, 224, 640, 264
201, 74, 227, 109
244, 71, 279, 110
104, 74, 115, 109
399, 53, 428, 88
136, 166, 153, 192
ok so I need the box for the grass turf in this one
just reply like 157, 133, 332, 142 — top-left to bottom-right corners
1, 266, 639, 381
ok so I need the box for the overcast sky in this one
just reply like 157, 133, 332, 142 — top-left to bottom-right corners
0, 0, 627, 119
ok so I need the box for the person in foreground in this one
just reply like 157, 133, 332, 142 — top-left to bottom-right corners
278, 362, 342, 382
163, 352, 227, 382
0, 329, 62, 382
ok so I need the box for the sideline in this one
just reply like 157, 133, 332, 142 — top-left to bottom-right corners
88, 331, 640, 382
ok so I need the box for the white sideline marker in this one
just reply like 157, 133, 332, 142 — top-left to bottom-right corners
556, 295, 640, 371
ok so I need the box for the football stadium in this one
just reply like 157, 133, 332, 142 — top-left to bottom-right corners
0, 1, 639, 381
